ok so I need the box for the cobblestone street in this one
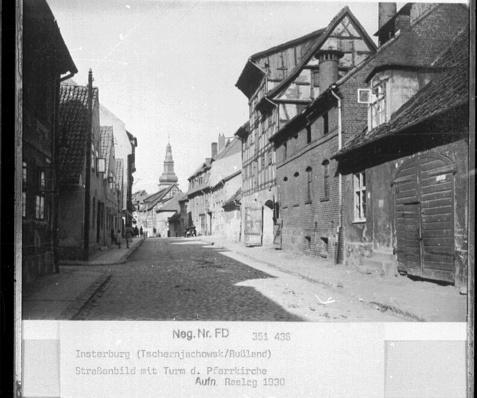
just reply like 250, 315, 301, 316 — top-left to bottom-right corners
73, 238, 402, 321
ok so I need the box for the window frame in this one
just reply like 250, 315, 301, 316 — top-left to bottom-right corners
35, 194, 45, 220
305, 167, 313, 203
323, 112, 329, 135
322, 160, 330, 201
353, 171, 367, 222
369, 76, 390, 129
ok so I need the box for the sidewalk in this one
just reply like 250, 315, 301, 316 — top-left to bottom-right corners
22, 237, 144, 320
200, 236, 467, 322
60, 236, 144, 266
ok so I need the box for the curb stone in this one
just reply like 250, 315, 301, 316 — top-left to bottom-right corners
226, 247, 426, 322
117, 237, 145, 263
59, 272, 112, 320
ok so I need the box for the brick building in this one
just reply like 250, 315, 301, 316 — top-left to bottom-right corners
269, 3, 468, 266
334, 9, 469, 286
57, 73, 118, 260
268, 6, 376, 258
235, 6, 375, 247
22, 0, 77, 283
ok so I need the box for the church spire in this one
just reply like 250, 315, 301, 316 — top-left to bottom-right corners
159, 141, 178, 188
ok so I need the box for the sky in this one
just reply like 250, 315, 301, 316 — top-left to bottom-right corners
48, 0, 385, 193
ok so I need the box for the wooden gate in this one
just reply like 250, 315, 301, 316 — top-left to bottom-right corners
244, 206, 263, 246
393, 155, 455, 283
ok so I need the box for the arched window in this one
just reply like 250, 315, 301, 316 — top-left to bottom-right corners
306, 167, 312, 203
322, 160, 330, 200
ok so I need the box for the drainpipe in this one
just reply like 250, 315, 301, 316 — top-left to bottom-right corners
330, 85, 343, 263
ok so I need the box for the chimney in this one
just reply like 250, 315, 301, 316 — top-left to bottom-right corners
211, 142, 218, 158
316, 49, 343, 92
377, 2, 397, 46
394, 14, 410, 33
378, 2, 397, 30
218, 134, 226, 152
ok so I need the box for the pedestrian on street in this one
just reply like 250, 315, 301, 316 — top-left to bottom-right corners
140, 226, 143, 236
126, 226, 132, 249
116, 230, 122, 248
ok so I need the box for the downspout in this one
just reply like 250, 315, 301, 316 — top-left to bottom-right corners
330, 85, 343, 264
83, 70, 93, 260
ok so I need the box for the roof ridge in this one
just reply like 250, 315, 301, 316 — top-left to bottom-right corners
266, 6, 376, 99
250, 27, 326, 61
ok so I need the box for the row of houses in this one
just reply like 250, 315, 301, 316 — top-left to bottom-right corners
22, 0, 137, 284
132, 143, 184, 238
179, 2, 470, 287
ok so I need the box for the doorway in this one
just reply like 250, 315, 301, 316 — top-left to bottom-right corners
393, 154, 455, 283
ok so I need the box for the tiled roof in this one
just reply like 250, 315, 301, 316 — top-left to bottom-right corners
188, 158, 212, 181
223, 188, 242, 209
249, 28, 325, 61
156, 192, 185, 213
144, 184, 177, 210
58, 83, 98, 185
100, 126, 114, 177
132, 190, 149, 204
336, 29, 469, 157
214, 137, 241, 161
24, 0, 77, 76
186, 182, 210, 197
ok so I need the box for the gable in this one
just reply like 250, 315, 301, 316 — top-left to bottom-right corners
269, 8, 376, 104
268, 9, 376, 126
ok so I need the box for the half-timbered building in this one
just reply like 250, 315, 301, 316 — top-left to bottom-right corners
235, 6, 375, 246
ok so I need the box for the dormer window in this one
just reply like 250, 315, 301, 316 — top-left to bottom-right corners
369, 77, 389, 129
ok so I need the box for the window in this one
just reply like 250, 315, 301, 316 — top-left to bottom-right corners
92, 197, 96, 225
323, 112, 329, 135
91, 145, 95, 171
35, 195, 45, 220
306, 125, 312, 144
22, 192, 26, 218
306, 167, 312, 203
370, 78, 388, 128
353, 172, 366, 222
322, 160, 330, 200
22, 162, 27, 185
22, 162, 27, 218
283, 142, 287, 160
40, 170, 46, 191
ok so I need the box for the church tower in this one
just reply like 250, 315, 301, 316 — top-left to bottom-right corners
158, 142, 178, 189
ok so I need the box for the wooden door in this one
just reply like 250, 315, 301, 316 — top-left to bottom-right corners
394, 155, 455, 283
244, 206, 263, 246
